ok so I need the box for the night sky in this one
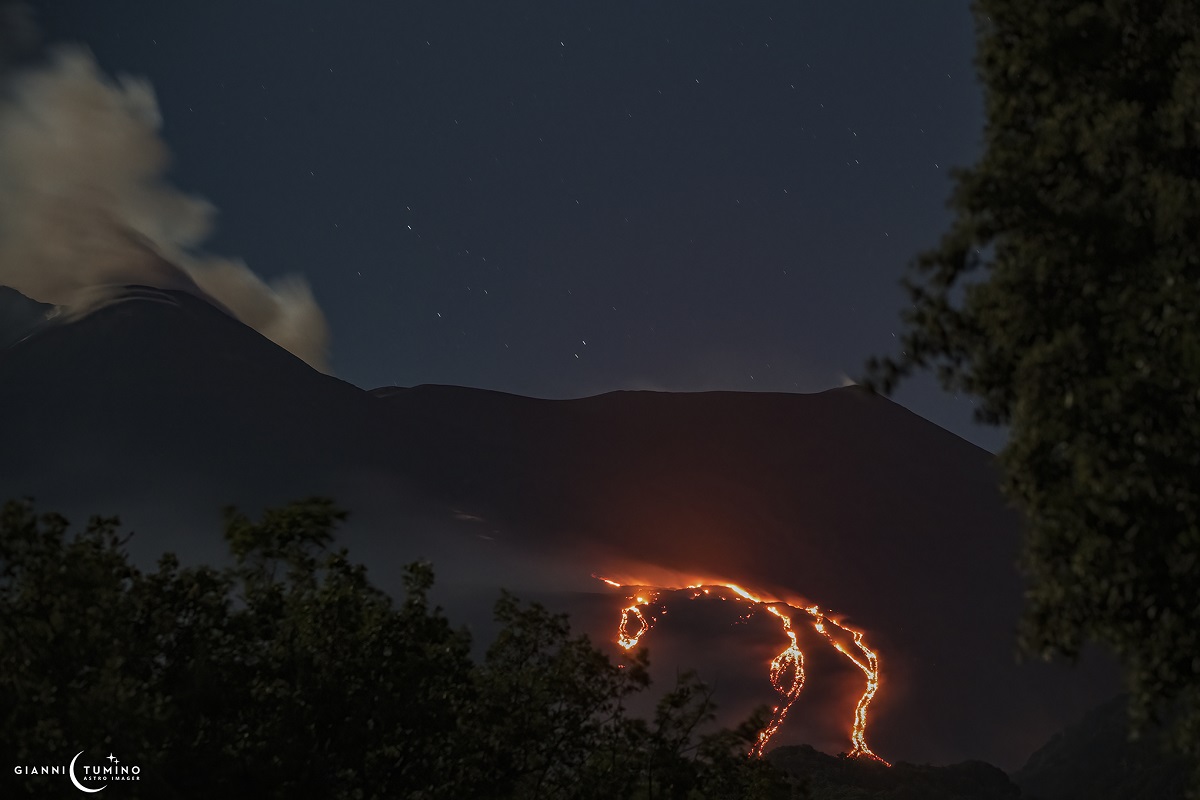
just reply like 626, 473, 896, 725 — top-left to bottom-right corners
32, 1, 1002, 451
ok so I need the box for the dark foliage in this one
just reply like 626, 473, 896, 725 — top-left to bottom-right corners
0, 498, 801, 799
866, 0, 1200, 789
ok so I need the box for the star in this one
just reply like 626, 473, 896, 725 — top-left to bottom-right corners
106, 753, 118, 764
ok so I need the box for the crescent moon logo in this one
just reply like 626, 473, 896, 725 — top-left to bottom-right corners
69, 751, 106, 793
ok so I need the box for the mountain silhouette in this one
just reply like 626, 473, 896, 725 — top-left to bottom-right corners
769, 744, 1021, 799
767, 696, 1192, 800
0, 285, 55, 349
1013, 695, 1190, 800
0, 284, 1117, 769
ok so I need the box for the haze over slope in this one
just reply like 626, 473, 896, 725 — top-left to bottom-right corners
0, 285, 1116, 769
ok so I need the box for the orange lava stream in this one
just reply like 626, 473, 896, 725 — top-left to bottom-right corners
598, 577, 889, 765
806, 606, 888, 764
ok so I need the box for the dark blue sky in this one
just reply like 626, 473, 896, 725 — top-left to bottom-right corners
34, 1, 1003, 450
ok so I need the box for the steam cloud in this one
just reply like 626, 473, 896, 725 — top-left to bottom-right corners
0, 45, 331, 371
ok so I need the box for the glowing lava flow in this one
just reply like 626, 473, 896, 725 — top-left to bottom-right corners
599, 577, 889, 765
807, 605, 885, 763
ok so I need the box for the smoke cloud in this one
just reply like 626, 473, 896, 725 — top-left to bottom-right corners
0, 45, 330, 371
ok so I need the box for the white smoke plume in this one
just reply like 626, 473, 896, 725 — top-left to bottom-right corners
0, 46, 330, 371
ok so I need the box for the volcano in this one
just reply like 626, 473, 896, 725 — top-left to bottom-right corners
0, 284, 1117, 770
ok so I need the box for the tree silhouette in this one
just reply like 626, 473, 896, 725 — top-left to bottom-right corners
0, 498, 800, 799
867, 0, 1200, 788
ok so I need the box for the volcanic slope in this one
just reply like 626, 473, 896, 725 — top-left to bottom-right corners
0, 284, 1116, 768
